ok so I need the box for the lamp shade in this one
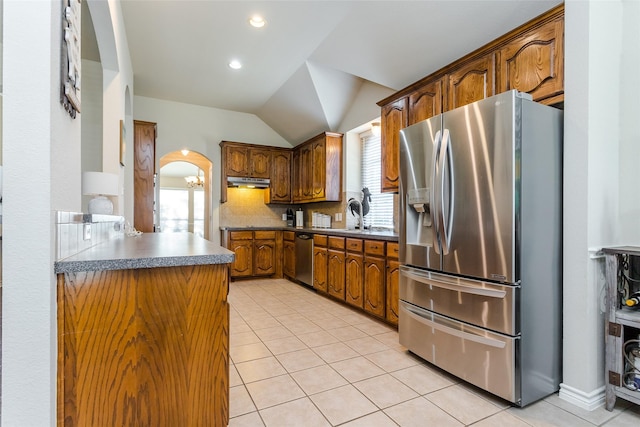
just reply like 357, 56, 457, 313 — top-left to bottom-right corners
82, 171, 118, 196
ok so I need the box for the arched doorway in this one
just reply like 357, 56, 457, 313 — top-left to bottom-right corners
159, 151, 213, 240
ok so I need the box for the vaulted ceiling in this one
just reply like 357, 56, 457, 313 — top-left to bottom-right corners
114, 0, 562, 145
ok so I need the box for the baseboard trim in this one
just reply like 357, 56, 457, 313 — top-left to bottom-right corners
558, 383, 605, 411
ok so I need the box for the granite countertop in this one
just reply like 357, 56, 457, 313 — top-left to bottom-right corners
220, 226, 399, 242
55, 233, 235, 273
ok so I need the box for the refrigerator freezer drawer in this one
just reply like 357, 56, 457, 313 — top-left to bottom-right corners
400, 266, 519, 335
399, 301, 519, 404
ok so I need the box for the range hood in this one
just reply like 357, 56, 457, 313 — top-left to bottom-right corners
227, 176, 270, 188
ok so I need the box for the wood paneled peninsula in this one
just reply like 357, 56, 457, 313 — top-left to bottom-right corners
54, 233, 234, 427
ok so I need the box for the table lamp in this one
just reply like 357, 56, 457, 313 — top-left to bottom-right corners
82, 171, 119, 214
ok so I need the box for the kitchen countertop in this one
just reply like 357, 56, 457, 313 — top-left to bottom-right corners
220, 226, 399, 242
55, 232, 235, 273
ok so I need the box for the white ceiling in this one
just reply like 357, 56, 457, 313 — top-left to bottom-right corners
114, 0, 562, 145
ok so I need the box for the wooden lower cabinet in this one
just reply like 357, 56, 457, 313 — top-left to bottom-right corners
57, 264, 230, 426
228, 230, 276, 278
364, 256, 386, 318
345, 252, 364, 308
229, 232, 253, 277
327, 249, 345, 300
283, 240, 295, 278
254, 238, 276, 276
313, 245, 328, 292
386, 259, 400, 326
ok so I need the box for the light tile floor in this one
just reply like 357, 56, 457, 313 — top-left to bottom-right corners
228, 278, 640, 426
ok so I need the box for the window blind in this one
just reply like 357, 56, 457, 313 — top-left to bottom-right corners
361, 132, 394, 229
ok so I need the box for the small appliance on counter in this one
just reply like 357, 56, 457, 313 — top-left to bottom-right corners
295, 208, 304, 228
286, 209, 294, 227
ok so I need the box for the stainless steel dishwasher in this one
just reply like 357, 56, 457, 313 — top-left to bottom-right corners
295, 232, 313, 287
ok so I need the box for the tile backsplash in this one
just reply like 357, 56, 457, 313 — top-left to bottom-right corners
55, 211, 125, 261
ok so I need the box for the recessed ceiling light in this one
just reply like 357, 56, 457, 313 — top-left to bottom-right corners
229, 60, 242, 70
249, 15, 266, 28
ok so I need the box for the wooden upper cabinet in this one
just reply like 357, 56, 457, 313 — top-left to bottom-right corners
249, 149, 271, 178
224, 144, 249, 177
267, 150, 291, 203
447, 53, 495, 111
292, 132, 343, 203
380, 98, 408, 193
496, 17, 564, 105
408, 78, 443, 125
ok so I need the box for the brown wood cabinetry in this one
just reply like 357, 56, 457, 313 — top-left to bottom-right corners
250, 149, 271, 178
292, 132, 343, 203
223, 144, 271, 178
345, 238, 364, 308
228, 230, 276, 278
496, 15, 564, 105
380, 98, 407, 193
447, 53, 495, 111
364, 240, 386, 318
267, 150, 292, 203
283, 231, 296, 279
57, 264, 229, 426
133, 120, 157, 232
385, 242, 400, 326
313, 235, 328, 293
327, 237, 346, 300
377, 4, 564, 193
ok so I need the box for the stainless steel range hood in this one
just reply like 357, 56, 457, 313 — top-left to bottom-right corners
227, 176, 270, 188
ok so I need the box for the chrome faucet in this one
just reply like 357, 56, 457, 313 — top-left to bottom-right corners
346, 199, 363, 230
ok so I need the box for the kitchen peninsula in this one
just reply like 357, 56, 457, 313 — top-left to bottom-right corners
54, 232, 234, 426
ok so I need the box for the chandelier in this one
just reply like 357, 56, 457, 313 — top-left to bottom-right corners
185, 171, 205, 188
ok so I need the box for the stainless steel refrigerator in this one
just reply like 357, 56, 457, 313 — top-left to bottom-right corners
398, 90, 563, 406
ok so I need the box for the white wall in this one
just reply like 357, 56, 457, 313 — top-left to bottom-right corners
133, 96, 292, 245
1, 1, 133, 424
560, 0, 640, 410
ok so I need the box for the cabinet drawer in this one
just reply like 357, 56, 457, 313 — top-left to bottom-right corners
284, 231, 295, 241
386, 242, 399, 259
328, 236, 345, 250
364, 240, 385, 257
346, 238, 363, 253
314, 235, 328, 247
254, 230, 276, 240
230, 231, 253, 240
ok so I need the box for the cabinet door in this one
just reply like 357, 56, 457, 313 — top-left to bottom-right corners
300, 144, 314, 201
254, 239, 276, 276
230, 240, 253, 277
380, 98, 408, 193
345, 253, 364, 308
225, 145, 249, 177
327, 249, 345, 300
408, 78, 443, 125
312, 138, 326, 200
313, 246, 328, 293
249, 149, 271, 178
364, 256, 386, 318
496, 17, 564, 104
283, 240, 296, 278
269, 150, 291, 203
292, 149, 301, 202
133, 120, 156, 233
447, 53, 495, 111
386, 259, 400, 326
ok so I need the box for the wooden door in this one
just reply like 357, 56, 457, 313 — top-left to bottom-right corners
496, 17, 564, 105
447, 53, 495, 111
311, 138, 326, 200
313, 246, 328, 292
300, 144, 314, 201
380, 98, 407, 193
134, 120, 156, 232
408, 78, 443, 125
254, 239, 276, 276
327, 249, 345, 300
292, 149, 301, 202
364, 256, 386, 318
345, 253, 364, 308
249, 149, 271, 178
386, 259, 400, 326
269, 150, 291, 203
225, 144, 249, 176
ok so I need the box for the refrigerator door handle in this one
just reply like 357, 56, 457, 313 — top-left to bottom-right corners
400, 267, 507, 299
431, 130, 443, 254
440, 129, 454, 254
401, 302, 507, 348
